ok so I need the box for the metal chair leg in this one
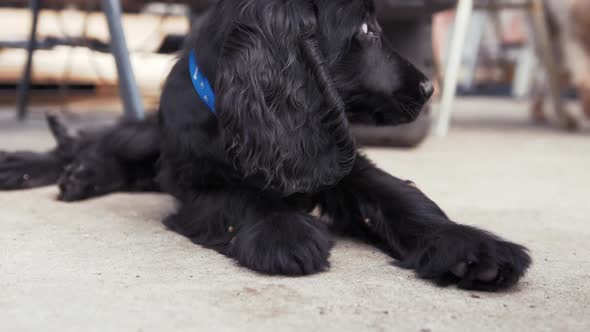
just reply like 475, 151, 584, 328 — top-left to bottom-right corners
16, 0, 41, 121
102, 0, 145, 120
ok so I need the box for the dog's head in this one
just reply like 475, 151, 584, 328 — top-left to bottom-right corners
315, 0, 433, 125
57, 152, 127, 202
48, 115, 159, 202
206, 0, 432, 195
44, 114, 123, 201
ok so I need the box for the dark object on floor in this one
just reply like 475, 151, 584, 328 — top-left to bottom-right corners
0, 114, 160, 201
157, 0, 530, 291
353, 110, 431, 148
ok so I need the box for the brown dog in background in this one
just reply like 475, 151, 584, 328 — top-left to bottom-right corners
532, 0, 590, 125
570, 0, 590, 120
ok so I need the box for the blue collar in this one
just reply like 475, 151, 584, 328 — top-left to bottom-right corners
189, 49, 216, 114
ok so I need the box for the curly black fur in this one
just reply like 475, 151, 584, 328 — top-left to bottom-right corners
157, 0, 531, 290
1, 0, 531, 291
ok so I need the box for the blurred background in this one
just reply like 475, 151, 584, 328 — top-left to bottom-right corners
1, 0, 590, 146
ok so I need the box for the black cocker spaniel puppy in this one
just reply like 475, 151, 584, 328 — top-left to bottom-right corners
158, 0, 530, 291
0, 0, 530, 291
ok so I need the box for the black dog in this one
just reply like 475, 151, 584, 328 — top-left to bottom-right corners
157, 0, 530, 291
1, 0, 530, 291
0, 114, 159, 201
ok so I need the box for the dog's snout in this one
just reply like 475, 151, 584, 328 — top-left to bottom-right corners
419, 81, 434, 100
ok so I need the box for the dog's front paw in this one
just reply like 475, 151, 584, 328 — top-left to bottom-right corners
0, 151, 28, 189
399, 224, 531, 291
0, 151, 61, 190
230, 213, 333, 276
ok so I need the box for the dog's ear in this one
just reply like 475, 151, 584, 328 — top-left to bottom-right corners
299, 34, 357, 180
46, 113, 77, 148
216, 1, 355, 195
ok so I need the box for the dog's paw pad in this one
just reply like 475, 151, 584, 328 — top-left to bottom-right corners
400, 225, 531, 291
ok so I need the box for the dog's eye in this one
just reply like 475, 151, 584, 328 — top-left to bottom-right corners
361, 23, 369, 34
359, 23, 377, 39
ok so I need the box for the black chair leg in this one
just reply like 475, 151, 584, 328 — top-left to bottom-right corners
102, 0, 145, 120
16, 0, 41, 121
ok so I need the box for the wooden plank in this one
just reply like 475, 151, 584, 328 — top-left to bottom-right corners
0, 47, 176, 96
0, 8, 189, 53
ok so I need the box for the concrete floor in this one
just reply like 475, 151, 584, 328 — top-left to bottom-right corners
1, 98, 589, 331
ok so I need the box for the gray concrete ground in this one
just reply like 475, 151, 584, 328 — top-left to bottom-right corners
1, 98, 589, 332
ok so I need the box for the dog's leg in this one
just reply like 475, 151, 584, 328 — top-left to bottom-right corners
0, 150, 62, 190
163, 188, 332, 275
317, 155, 531, 291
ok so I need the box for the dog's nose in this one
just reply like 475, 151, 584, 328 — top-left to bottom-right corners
419, 81, 434, 100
